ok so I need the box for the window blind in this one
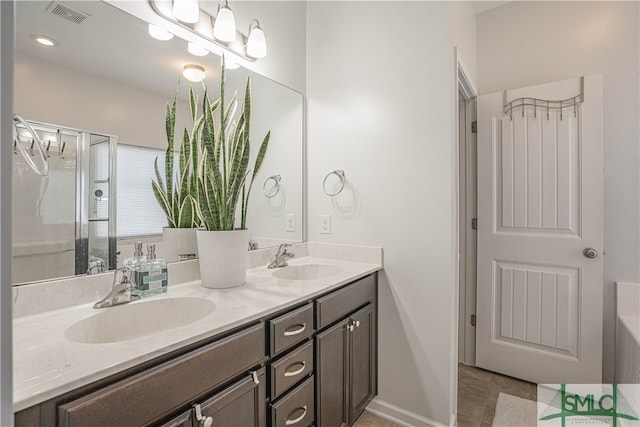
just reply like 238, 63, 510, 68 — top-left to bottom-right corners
116, 144, 169, 238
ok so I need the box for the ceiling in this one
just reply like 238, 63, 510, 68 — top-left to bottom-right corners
15, 1, 223, 99
473, 1, 512, 14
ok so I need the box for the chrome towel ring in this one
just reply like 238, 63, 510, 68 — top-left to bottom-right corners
13, 115, 49, 176
263, 174, 281, 198
323, 169, 345, 196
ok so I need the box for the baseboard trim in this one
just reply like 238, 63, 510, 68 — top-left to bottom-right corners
366, 398, 450, 427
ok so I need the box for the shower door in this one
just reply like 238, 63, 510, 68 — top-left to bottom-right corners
12, 120, 117, 284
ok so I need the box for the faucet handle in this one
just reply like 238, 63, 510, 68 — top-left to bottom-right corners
113, 267, 132, 287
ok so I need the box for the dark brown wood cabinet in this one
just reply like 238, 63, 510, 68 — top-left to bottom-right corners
315, 275, 378, 427
16, 272, 378, 427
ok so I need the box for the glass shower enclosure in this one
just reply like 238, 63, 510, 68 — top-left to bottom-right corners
12, 119, 117, 284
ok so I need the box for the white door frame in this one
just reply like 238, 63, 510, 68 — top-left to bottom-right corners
458, 90, 478, 367
451, 47, 478, 426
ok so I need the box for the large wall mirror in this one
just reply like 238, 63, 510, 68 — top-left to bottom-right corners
13, 0, 304, 286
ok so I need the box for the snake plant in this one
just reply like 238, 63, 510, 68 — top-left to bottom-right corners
151, 85, 202, 229
196, 59, 271, 231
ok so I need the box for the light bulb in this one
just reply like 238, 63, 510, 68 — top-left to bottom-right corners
188, 42, 209, 56
213, 1, 236, 42
148, 24, 174, 41
172, 0, 199, 24
32, 35, 58, 47
246, 20, 266, 58
183, 64, 205, 82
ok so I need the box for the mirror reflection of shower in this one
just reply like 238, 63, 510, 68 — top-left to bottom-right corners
12, 118, 117, 284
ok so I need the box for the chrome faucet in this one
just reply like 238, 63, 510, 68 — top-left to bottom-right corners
87, 256, 106, 275
268, 243, 294, 269
93, 267, 140, 309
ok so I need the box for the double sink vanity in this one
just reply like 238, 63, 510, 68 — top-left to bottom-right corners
13, 243, 382, 426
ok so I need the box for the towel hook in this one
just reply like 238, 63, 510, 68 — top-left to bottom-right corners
323, 170, 345, 196
13, 115, 49, 176
263, 174, 281, 198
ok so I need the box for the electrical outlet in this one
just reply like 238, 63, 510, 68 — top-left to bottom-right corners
320, 214, 331, 234
286, 214, 296, 232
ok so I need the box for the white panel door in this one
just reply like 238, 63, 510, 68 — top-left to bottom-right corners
476, 76, 603, 383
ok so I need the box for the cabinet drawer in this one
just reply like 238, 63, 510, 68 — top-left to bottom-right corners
270, 303, 314, 355
197, 368, 266, 427
270, 376, 315, 427
270, 341, 314, 399
316, 274, 376, 330
58, 323, 265, 427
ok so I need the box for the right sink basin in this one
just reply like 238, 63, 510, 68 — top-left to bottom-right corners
272, 264, 345, 281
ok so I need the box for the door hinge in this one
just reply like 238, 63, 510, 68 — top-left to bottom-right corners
471, 218, 477, 230
470, 314, 476, 327
471, 121, 477, 134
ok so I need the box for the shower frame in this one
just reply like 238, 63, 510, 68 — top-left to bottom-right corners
19, 120, 118, 277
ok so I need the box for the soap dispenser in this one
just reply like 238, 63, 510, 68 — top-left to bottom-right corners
123, 242, 146, 272
134, 244, 168, 296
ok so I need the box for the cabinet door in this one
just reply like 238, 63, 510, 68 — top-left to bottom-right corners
348, 304, 376, 425
316, 320, 349, 427
198, 369, 266, 427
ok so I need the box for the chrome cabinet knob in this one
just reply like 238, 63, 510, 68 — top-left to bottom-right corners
583, 248, 598, 259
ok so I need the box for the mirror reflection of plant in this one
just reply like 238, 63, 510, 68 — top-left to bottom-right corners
196, 58, 271, 231
152, 84, 202, 229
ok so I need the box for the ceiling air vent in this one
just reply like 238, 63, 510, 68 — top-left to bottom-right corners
46, 1, 90, 25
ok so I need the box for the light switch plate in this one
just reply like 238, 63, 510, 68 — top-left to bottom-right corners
320, 214, 331, 234
286, 214, 296, 232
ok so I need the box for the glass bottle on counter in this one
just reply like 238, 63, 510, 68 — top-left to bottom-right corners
123, 242, 146, 273
134, 244, 168, 296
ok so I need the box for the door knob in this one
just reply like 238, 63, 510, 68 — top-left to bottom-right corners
583, 248, 598, 259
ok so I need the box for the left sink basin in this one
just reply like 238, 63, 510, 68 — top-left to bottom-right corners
65, 297, 215, 344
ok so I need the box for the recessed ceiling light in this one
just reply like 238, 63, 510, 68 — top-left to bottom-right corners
183, 64, 206, 82
32, 35, 58, 47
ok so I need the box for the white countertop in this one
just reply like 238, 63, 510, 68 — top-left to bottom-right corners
13, 256, 382, 412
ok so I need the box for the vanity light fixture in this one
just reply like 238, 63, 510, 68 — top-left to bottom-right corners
172, 0, 199, 23
183, 64, 205, 82
32, 35, 58, 47
246, 20, 266, 59
188, 41, 208, 56
148, 0, 267, 62
148, 24, 174, 41
213, 0, 236, 43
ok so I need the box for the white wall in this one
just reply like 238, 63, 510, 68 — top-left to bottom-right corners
307, 2, 473, 424
477, 0, 640, 383
0, 2, 13, 423
14, 53, 181, 149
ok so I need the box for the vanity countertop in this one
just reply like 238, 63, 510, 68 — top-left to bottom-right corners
13, 256, 382, 412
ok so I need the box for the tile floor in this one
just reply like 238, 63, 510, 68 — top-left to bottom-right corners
353, 363, 536, 427
457, 363, 537, 427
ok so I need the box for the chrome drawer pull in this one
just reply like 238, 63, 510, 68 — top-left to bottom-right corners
194, 403, 213, 427
283, 323, 306, 336
283, 361, 306, 377
285, 405, 307, 425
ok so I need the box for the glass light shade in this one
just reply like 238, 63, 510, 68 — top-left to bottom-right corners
183, 64, 205, 82
246, 25, 266, 58
213, 4, 236, 42
193, 15, 214, 38
188, 42, 209, 56
148, 24, 174, 41
154, 0, 174, 18
172, 0, 199, 23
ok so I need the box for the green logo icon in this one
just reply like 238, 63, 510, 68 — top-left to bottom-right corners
539, 384, 639, 426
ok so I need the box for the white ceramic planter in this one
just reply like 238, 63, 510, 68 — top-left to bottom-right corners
162, 227, 198, 263
196, 229, 249, 289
